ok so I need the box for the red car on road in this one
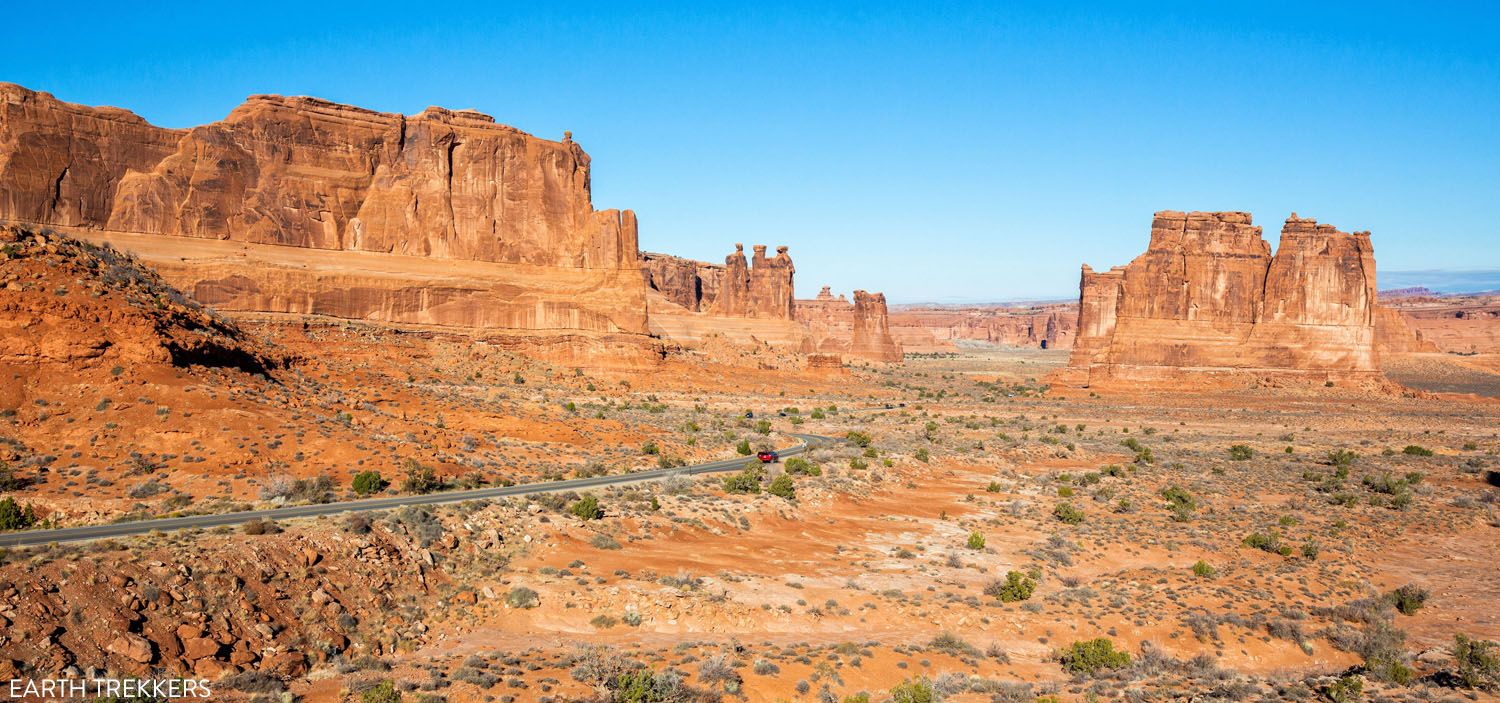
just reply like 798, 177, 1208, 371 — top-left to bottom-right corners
756, 451, 779, 463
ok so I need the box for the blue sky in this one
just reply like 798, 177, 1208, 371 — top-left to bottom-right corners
5, 2, 1497, 302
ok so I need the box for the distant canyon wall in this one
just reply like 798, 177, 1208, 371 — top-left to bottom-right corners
1059, 210, 1397, 387
888, 306, 1076, 352
0, 83, 646, 334
643, 249, 903, 363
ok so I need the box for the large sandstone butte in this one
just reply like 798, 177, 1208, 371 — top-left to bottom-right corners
1059, 210, 1392, 387
0, 83, 646, 334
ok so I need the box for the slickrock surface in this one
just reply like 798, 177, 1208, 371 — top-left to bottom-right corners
0, 83, 646, 334
1058, 211, 1394, 388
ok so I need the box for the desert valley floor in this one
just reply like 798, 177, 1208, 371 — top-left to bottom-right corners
3, 307, 1497, 701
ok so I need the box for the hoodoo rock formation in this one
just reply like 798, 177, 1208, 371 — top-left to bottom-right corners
1058, 211, 1392, 387
0, 83, 646, 334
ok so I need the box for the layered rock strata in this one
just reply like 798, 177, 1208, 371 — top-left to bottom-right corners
1061, 211, 1388, 386
0, 83, 646, 333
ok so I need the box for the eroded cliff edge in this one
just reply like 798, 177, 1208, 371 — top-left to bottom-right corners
0, 83, 646, 334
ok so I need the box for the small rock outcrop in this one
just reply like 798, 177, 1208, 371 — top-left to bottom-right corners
1060, 210, 1390, 387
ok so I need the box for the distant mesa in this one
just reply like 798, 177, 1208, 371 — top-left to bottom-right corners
1053, 210, 1432, 389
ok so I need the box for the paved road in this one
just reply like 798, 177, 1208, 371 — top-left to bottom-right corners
0, 432, 838, 548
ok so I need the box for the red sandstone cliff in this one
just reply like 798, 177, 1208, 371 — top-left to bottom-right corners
0, 83, 646, 333
1060, 211, 1392, 387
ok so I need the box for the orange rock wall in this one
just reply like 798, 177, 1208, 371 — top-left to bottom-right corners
796, 287, 903, 362
0, 83, 646, 334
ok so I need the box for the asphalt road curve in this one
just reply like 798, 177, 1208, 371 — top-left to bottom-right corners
0, 432, 839, 548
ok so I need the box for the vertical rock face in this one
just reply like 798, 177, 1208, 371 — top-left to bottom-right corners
0, 83, 646, 333
641, 252, 722, 311
850, 291, 903, 362
887, 305, 1077, 351
795, 288, 904, 362
678, 243, 795, 319
1060, 211, 1386, 386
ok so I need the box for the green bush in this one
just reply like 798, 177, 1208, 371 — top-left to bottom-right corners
753, 419, 772, 435
0, 497, 38, 531
984, 571, 1036, 602
985, 481, 1002, 492
1229, 444, 1254, 460
400, 460, 444, 495
1388, 584, 1428, 615
1059, 638, 1131, 675
768, 474, 796, 500
352, 470, 388, 497
1401, 445, 1434, 457
361, 680, 402, 703
570, 496, 603, 520
1325, 674, 1363, 703
784, 457, 821, 476
914, 448, 930, 463
1328, 449, 1358, 468
846, 431, 873, 448
1455, 634, 1500, 690
966, 531, 985, 550
1053, 502, 1085, 525
889, 677, 937, 703
735, 439, 752, 455
1191, 560, 1216, 578
1243, 530, 1289, 555
722, 467, 763, 494
641, 440, 660, 455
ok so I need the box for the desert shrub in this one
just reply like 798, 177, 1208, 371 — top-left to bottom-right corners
1161, 485, 1197, 521
984, 571, 1036, 602
1229, 444, 1254, 460
1191, 560, 1215, 578
591, 533, 622, 550
352, 471, 388, 496
784, 457, 821, 476
928, 632, 980, 657
846, 431, 873, 448
735, 439, 752, 456
241, 518, 281, 535
753, 420, 772, 435
590, 614, 619, 629
889, 677, 937, 703
1401, 445, 1434, 457
1388, 584, 1428, 615
1455, 634, 1500, 690
985, 481, 1002, 493
401, 461, 444, 494
1325, 674, 1362, 703
506, 587, 539, 609
611, 668, 695, 702
570, 496, 603, 520
722, 466, 763, 494
1053, 502, 1085, 525
768, 474, 796, 500
1243, 530, 1289, 556
0, 497, 37, 531
966, 531, 986, 550
362, 680, 402, 703
1328, 449, 1358, 468
1059, 638, 1131, 675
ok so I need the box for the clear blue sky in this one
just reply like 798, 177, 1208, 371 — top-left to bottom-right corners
5, 1, 1497, 302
